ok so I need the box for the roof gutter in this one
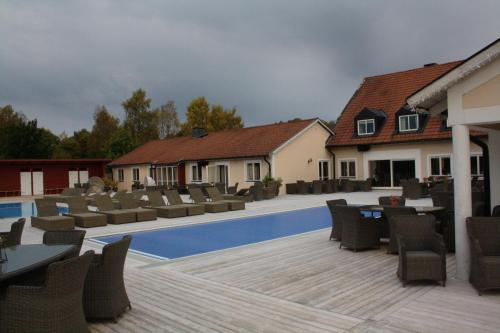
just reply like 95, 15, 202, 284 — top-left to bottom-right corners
263, 156, 272, 178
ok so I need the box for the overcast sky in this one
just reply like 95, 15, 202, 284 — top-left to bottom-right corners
1, 1, 499, 134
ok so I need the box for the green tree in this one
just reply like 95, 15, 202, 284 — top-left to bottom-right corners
208, 105, 243, 131
3, 119, 58, 158
157, 101, 180, 138
122, 89, 159, 146
180, 96, 210, 135
107, 126, 136, 159
88, 105, 119, 157
52, 129, 90, 158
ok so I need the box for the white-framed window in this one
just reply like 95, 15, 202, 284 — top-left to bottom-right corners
245, 161, 261, 181
470, 155, 484, 176
156, 166, 178, 186
132, 168, 140, 182
357, 119, 375, 135
117, 169, 124, 182
399, 114, 419, 132
319, 160, 330, 180
191, 163, 202, 182
429, 155, 451, 177
339, 159, 356, 178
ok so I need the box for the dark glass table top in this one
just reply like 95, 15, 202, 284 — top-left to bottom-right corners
359, 205, 446, 214
0, 244, 75, 282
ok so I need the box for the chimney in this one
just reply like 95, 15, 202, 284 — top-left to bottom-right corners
423, 63, 437, 67
192, 127, 207, 138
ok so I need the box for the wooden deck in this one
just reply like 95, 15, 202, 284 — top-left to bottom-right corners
89, 229, 500, 333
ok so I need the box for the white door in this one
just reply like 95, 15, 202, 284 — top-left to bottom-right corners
32, 171, 44, 195
20, 172, 32, 196
68, 170, 79, 188
79, 170, 89, 183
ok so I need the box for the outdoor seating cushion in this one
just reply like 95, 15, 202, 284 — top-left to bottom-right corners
482, 256, 500, 280
97, 210, 136, 224
66, 212, 107, 228
405, 250, 443, 280
152, 205, 187, 218
31, 216, 75, 231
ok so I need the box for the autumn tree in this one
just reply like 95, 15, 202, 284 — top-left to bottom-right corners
88, 105, 119, 157
107, 126, 136, 159
157, 101, 180, 138
122, 89, 159, 146
208, 105, 243, 132
52, 129, 91, 158
180, 96, 210, 135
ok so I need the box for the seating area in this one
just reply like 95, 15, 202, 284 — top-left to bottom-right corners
286, 178, 373, 195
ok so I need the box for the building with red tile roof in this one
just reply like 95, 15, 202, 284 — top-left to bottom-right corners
110, 119, 334, 192
327, 62, 486, 188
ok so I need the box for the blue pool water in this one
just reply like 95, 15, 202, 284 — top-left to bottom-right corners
95, 206, 333, 259
0, 202, 68, 220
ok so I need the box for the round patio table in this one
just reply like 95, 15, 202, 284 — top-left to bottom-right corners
360, 205, 446, 214
0, 244, 75, 283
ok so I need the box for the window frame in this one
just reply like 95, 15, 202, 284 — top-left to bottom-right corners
339, 159, 356, 178
117, 168, 124, 182
470, 154, 484, 176
428, 155, 452, 177
357, 119, 375, 136
132, 167, 140, 182
191, 163, 202, 182
318, 160, 330, 180
245, 160, 261, 182
399, 114, 419, 132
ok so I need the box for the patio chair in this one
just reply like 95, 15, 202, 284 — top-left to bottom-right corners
65, 197, 107, 228
322, 180, 333, 193
336, 205, 380, 251
188, 187, 229, 213
132, 190, 149, 207
326, 199, 347, 241
312, 180, 323, 194
205, 186, 245, 211
215, 182, 226, 194
382, 206, 417, 254
227, 182, 239, 194
83, 235, 132, 320
431, 191, 454, 211
223, 188, 254, 202
393, 215, 446, 287
402, 182, 423, 199
263, 181, 277, 199
0, 218, 25, 248
341, 179, 356, 192
118, 193, 157, 222
358, 179, 372, 192
466, 217, 500, 295
251, 182, 264, 201
43, 230, 86, 258
296, 180, 309, 194
94, 195, 136, 224
329, 179, 339, 192
32, 198, 75, 231
0, 251, 93, 333
165, 190, 205, 215
492, 205, 500, 217
146, 191, 187, 218
285, 183, 297, 194
378, 196, 406, 206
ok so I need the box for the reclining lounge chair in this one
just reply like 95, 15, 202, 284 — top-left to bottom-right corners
188, 187, 228, 213
165, 190, 205, 216
146, 191, 187, 218
94, 196, 136, 224
65, 197, 107, 228
118, 193, 157, 222
205, 187, 245, 211
32, 198, 75, 231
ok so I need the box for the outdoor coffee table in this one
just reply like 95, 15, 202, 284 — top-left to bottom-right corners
0, 244, 75, 283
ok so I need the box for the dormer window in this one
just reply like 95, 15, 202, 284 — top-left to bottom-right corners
399, 114, 419, 132
357, 119, 375, 135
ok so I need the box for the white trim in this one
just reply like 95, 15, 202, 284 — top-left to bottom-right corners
271, 119, 333, 155
399, 114, 419, 132
318, 159, 331, 180
362, 149, 421, 187
213, 161, 230, 185
189, 162, 203, 183
427, 154, 452, 177
117, 168, 124, 182
357, 119, 375, 135
244, 160, 262, 182
131, 167, 140, 182
338, 158, 357, 178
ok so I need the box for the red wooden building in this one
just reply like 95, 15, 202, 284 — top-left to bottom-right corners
0, 159, 110, 197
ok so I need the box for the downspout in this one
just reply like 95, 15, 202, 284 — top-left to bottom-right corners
470, 136, 490, 215
263, 156, 272, 178
328, 148, 336, 179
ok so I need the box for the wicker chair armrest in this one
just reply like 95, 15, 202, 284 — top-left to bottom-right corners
397, 235, 407, 255
5, 284, 44, 301
469, 238, 484, 258
431, 233, 447, 255
91, 253, 104, 264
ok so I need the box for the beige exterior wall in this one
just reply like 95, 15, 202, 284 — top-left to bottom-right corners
113, 164, 150, 191
331, 140, 483, 187
462, 74, 500, 109
273, 122, 333, 194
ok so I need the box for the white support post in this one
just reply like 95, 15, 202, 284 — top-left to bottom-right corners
452, 124, 472, 280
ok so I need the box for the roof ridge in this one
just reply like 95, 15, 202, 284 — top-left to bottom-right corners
365, 60, 463, 80
209, 117, 318, 133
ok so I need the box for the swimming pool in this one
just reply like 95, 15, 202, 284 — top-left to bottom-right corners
0, 202, 68, 220
95, 206, 333, 260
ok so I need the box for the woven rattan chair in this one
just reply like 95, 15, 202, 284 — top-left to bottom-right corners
205, 187, 245, 211
94, 195, 136, 224
383, 206, 417, 254
43, 230, 86, 258
188, 187, 228, 213
393, 215, 446, 287
492, 205, 500, 217
466, 217, 500, 295
341, 179, 356, 192
32, 198, 75, 231
118, 193, 157, 222
336, 205, 380, 251
0, 218, 25, 248
165, 190, 205, 215
146, 191, 187, 218
378, 196, 406, 206
285, 183, 297, 194
65, 197, 107, 228
227, 182, 239, 194
402, 182, 423, 199
296, 180, 309, 195
312, 180, 323, 194
326, 199, 347, 241
322, 180, 333, 193
0, 251, 93, 333
251, 182, 264, 201
83, 235, 132, 321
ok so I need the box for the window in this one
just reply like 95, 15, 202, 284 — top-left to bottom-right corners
399, 114, 419, 132
132, 168, 140, 182
246, 161, 261, 181
429, 156, 451, 176
357, 119, 375, 135
156, 166, 178, 186
191, 164, 202, 182
319, 160, 330, 180
118, 169, 124, 182
340, 160, 356, 178
470, 155, 484, 176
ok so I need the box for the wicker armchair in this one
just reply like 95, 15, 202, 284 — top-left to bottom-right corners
251, 182, 264, 201
378, 196, 406, 206
382, 206, 417, 254
285, 183, 297, 194
402, 182, 424, 199
83, 235, 132, 321
326, 199, 347, 241
296, 180, 309, 194
466, 217, 500, 295
322, 180, 333, 193
227, 182, 239, 194
312, 180, 323, 194
393, 215, 446, 287
492, 205, 500, 217
341, 179, 355, 193
0, 218, 25, 248
336, 205, 380, 251
43, 230, 86, 258
0, 251, 94, 333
